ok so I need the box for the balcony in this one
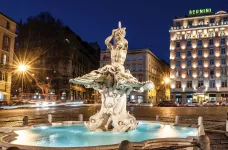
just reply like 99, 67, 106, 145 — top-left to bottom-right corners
170, 21, 228, 31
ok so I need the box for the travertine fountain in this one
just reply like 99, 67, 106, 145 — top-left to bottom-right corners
69, 22, 154, 132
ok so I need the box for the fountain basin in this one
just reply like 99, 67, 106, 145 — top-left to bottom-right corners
0, 121, 198, 149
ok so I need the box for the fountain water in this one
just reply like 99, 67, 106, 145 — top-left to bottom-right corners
69, 22, 154, 132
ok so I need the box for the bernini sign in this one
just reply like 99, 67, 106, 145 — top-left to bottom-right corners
189, 8, 212, 15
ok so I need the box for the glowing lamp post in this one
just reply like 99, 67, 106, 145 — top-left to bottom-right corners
18, 64, 29, 100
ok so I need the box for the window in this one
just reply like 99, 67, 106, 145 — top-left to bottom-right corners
210, 68, 214, 76
125, 65, 130, 70
6, 22, 10, 29
2, 55, 7, 65
176, 52, 180, 58
198, 69, 203, 77
210, 18, 215, 23
221, 38, 226, 45
176, 42, 180, 48
138, 65, 142, 71
2, 35, 10, 51
221, 68, 226, 75
224, 17, 228, 22
222, 80, 227, 88
139, 56, 143, 60
132, 65, 136, 71
208, 32, 214, 37
176, 61, 180, 67
210, 59, 214, 65
176, 22, 180, 27
127, 56, 130, 61
176, 70, 181, 77
176, 34, 181, 40
198, 81, 204, 88
187, 69, 192, 76
209, 39, 214, 46
210, 80, 215, 88
198, 33, 203, 38
133, 56, 137, 61
198, 50, 203, 56
186, 33, 191, 39
198, 60, 203, 66
176, 81, 181, 88
209, 49, 214, 55
188, 20, 193, 26
221, 58, 226, 65
0, 72, 5, 81
186, 41, 191, 47
198, 40, 202, 47
187, 51, 191, 57
187, 60, 191, 67
220, 31, 225, 36
187, 81, 192, 88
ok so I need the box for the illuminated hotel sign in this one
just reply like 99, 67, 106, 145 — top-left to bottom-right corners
189, 8, 212, 15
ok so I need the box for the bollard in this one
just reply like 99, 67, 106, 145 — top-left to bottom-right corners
118, 140, 133, 150
198, 116, 203, 126
175, 116, 179, 124
78, 114, 83, 121
156, 115, 159, 121
199, 135, 210, 150
48, 114, 52, 123
198, 125, 205, 136
23, 116, 28, 126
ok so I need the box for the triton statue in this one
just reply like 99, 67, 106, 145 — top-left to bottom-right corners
69, 22, 154, 132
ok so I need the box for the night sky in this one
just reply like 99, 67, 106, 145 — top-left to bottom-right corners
0, 0, 227, 62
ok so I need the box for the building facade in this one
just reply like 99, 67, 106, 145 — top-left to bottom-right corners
0, 13, 17, 103
169, 10, 228, 104
100, 49, 170, 104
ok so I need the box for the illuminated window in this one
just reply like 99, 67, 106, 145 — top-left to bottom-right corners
176, 81, 181, 88
221, 58, 226, 65
187, 81, 192, 88
210, 59, 214, 65
187, 51, 191, 57
186, 41, 191, 47
198, 81, 204, 88
198, 60, 203, 66
197, 40, 202, 47
221, 68, 226, 75
222, 80, 227, 88
198, 50, 203, 56
209, 49, 214, 55
210, 80, 215, 88
187, 69, 192, 76
221, 38, 226, 45
198, 69, 203, 77
224, 17, 228, 22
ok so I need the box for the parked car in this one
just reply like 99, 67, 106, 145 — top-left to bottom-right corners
220, 101, 228, 106
203, 101, 219, 106
184, 101, 200, 107
157, 101, 177, 107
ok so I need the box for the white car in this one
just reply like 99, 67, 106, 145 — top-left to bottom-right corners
184, 101, 199, 107
221, 101, 228, 106
203, 101, 219, 106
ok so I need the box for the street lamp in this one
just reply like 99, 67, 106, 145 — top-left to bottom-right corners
164, 77, 170, 84
18, 64, 29, 100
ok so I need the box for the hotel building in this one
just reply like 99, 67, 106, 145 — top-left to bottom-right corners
100, 49, 170, 104
0, 13, 17, 103
169, 9, 228, 104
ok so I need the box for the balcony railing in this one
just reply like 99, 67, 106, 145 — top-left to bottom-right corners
170, 21, 228, 31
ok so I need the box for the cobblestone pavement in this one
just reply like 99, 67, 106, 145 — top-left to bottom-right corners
1, 106, 228, 149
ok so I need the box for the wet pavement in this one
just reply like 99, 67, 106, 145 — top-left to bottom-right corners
0, 106, 228, 128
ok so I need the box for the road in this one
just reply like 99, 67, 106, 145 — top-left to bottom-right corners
0, 106, 228, 129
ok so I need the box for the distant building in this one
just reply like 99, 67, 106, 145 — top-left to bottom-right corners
0, 12, 17, 103
169, 9, 228, 104
100, 49, 170, 104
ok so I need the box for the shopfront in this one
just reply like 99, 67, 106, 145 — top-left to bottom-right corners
175, 93, 182, 103
187, 93, 193, 103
